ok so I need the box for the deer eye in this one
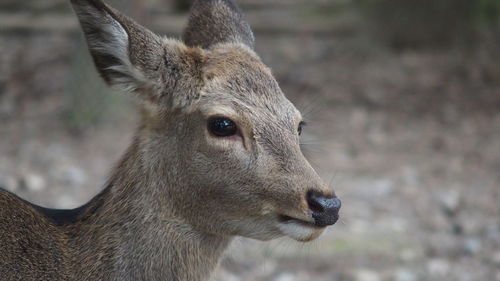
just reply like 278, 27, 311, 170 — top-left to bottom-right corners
298, 121, 306, 136
208, 117, 238, 137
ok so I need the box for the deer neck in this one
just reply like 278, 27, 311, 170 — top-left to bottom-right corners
71, 137, 231, 281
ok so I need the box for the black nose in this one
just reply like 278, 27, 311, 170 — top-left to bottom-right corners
306, 190, 341, 227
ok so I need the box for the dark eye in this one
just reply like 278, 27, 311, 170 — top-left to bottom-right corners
298, 121, 305, 136
208, 117, 238, 137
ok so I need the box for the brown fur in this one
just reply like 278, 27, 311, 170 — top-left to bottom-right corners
0, 0, 339, 280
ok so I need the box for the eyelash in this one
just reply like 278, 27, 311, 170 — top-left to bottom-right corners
298, 121, 306, 135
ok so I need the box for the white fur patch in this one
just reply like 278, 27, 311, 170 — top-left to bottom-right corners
75, 3, 149, 93
277, 221, 323, 242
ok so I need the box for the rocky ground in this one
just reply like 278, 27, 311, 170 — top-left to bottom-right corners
1, 1, 499, 281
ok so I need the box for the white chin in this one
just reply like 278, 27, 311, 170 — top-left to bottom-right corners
277, 221, 325, 242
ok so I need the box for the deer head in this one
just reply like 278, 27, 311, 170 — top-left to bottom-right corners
71, 0, 340, 242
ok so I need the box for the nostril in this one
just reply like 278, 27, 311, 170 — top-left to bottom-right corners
306, 190, 328, 213
307, 190, 341, 227
330, 197, 341, 212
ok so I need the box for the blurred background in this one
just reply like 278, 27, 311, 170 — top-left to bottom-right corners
0, 0, 499, 280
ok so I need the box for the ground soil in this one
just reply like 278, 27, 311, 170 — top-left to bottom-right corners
0, 1, 499, 281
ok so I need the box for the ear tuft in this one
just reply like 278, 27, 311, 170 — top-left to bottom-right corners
71, 0, 207, 109
71, 0, 161, 93
182, 0, 255, 49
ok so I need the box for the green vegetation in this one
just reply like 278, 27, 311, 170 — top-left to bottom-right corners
356, 0, 500, 49
63, 39, 128, 134
474, 0, 500, 25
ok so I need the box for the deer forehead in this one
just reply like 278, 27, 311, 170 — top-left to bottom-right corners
203, 44, 271, 78
199, 45, 301, 118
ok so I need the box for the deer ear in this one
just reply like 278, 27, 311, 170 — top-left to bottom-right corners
71, 0, 187, 100
182, 0, 255, 49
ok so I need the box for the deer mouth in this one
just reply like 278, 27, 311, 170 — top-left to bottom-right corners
278, 215, 321, 228
276, 214, 326, 242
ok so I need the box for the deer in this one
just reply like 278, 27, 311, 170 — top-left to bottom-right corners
0, 0, 341, 280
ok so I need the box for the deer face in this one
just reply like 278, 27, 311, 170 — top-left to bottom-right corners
72, 0, 340, 242
167, 46, 340, 242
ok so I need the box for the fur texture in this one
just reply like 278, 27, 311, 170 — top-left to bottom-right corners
0, 0, 339, 280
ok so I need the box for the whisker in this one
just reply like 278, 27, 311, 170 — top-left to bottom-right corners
299, 95, 327, 123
